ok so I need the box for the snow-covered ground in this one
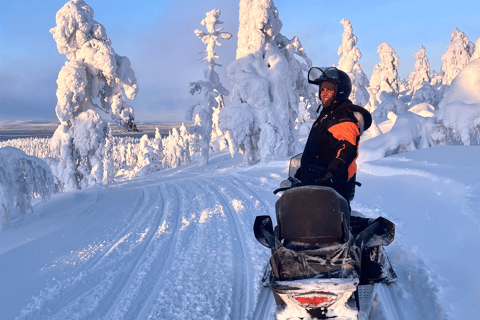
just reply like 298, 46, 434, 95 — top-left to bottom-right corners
1, 145, 479, 320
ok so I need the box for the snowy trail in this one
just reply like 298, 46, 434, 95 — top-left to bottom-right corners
1, 149, 463, 320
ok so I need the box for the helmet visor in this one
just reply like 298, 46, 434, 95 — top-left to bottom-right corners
308, 67, 340, 85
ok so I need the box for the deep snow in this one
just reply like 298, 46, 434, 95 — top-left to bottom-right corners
1, 144, 480, 319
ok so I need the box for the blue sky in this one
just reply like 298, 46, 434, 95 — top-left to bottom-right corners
0, 0, 479, 122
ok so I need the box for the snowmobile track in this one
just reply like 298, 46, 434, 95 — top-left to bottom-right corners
202, 178, 255, 320
134, 182, 184, 320
103, 183, 183, 320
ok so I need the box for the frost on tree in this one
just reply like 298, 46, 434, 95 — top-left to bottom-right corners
436, 58, 480, 145
407, 46, 431, 95
337, 19, 369, 107
441, 27, 475, 86
368, 43, 400, 111
219, 0, 312, 164
49, 0, 139, 191
186, 9, 232, 166
0, 147, 54, 229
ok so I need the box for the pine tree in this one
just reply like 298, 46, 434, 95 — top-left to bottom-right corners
407, 45, 431, 94
337, 19, 370, 106
49, 0, 138, 190
219, 0, 311, 164
368, 43, 400, 111
441, 27, 475, 85
186, 9, 232, 165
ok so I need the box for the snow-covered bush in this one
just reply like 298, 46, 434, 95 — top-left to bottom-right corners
50, 0, 139, 191
435, 58, 480, 145
219, 0, 310, 164
441, 28, 476, 85
410, 82, 438, 108
186, 9, 232, 166
358, 112, 438, 164
337, 19, 369, 106
0, 147, 54, 229
368, 43, 400, 111
407, 46, 431, 94
371, 91, 408, 120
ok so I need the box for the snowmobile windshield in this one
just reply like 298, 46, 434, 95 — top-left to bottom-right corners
308, 67, 340, 85
288, 153, 302, 178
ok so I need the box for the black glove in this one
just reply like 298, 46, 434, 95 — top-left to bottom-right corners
317, 158, 346, 186
327, 157, 346, 175
317, 171, 335, 186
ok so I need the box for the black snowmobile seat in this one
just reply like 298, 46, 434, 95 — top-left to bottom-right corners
275, 186, 350, 247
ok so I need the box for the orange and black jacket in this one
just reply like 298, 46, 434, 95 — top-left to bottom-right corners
296, 99, 372, 201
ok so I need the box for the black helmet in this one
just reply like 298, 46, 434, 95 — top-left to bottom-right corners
308, 67, 352, 100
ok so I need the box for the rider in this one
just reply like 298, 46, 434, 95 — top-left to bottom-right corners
296, 68, 392, 284
295, 67, 372, 206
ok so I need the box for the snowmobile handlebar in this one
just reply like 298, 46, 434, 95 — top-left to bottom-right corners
273, 177, 303, 195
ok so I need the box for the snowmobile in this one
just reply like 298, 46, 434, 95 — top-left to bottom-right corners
253, 154, 396, 320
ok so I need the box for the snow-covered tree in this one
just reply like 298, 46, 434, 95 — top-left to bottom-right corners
441, 28, 475, 85
358, 111, 438, 164
103, 123, 115, 184
470, 37, 480, 61
430, 70, 443, 86
0, 147, 54, 229
186, 9, 232, 166
162, 128, 191, 169
407, 46, 431, 94
337, 19, 370, 106
371, 91, 408, 120
436, 58, 480, 145
410, 82, 438, 108
368, 43, 400, 111
49, 0, 139, 191
219, 0, 310, 164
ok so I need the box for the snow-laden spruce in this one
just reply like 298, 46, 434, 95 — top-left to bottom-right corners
407, 46, 431, 95
186, 9, 232, 166
436, 58, 480, 145
337, 19, 369, 107
219, 0, 312, 164
441, 27, 476, 86
0, 147, 54, 229
49, 0, 139, 191
368, 43, 400, 111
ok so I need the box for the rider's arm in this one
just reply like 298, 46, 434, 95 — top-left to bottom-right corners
327, 119, 360, 178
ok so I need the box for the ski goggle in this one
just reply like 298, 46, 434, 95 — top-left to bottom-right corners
308, 67, 340, 85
